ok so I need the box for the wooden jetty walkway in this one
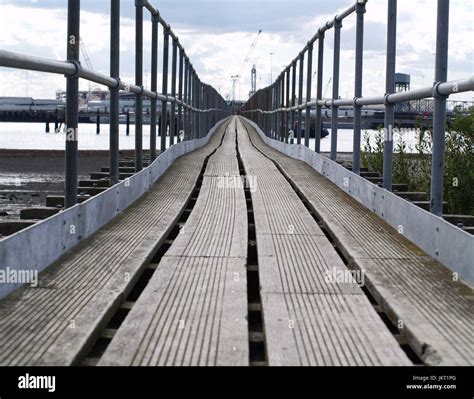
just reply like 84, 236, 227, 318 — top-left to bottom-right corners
0, 116, 472, 367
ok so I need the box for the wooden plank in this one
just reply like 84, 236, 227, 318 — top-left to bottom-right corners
99, 118, 249, 366
236, 117, 411, 366
241, 116, 474, 366
0, 118, 230, 366
99, 256, 248, 366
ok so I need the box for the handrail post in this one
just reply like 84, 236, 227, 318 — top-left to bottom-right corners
197, 80, 201, 138
264, 89, 268, 136
268, 87, 272, 137
161, 25, 170, 152
191, 75, 199, 139
65, 0, 80, 208
272, 83, 276, 139
134, 0, 144, 172
383, 0, 397, 188
193, 72, 197, 139
285, 67, 290, 143
274, 82, 277, 140
315, 29, 325, 153
305, 43, 313, 148
203, 85, 207, 134
188, 69, 192, 138
430, 0, 450, 216
352, 0, 366, 175
109, 0, 120, 186
275, 80, 279, 140
169, 37, 178, 146
297, 52, 304, 144
183, 58, 189, 140
177, 47, 184, 142
330, 17, 342, 162
291, 61, 297, 142
213, 89, 217, 127
279, 76, 284, 141
275, 82, 280, 140
194, 73, 198, 139
150, 11, 159, 162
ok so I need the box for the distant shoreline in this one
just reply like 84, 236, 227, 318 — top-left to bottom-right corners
0, 149, 139, 157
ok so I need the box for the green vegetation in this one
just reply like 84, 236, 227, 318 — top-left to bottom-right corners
360, 107, 474, 215
444, 107, 474, 214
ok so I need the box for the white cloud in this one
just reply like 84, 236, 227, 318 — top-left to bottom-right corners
0, 0, 472, 102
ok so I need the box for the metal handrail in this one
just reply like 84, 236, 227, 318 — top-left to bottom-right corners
241, 0, 473, 216
0, 0, 230, 207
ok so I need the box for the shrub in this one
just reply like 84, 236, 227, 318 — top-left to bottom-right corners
359, 108, 473, 215
444, 108, 474, 214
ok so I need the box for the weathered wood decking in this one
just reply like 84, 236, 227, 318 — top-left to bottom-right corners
0, 116, 472, 366
99, 119, 249, 366
239, 117, 473, 366
0, 118, 230, 366
236, 118, 411, 366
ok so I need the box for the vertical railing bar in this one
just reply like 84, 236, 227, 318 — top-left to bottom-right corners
330, 17, 342, 162
430, 0, 450, 216
383, 0, 397, 189
149, 11, 159, 162
197, 80, 201, 138
352, 0, 366, 175
315, 29, 325, 153
160, 25, 170, 152
65, 0, 80, 208
297, 52, 304, 144
177, 47, 184, 142
109, 0, 120, 186
272, 83, 276, 139
291, 61, 297, 142
184, 58, 189, 140
279, 76, 284, 140
305, 43, 313, 148
134, 0, 144, 172
268, 87, 272, 137
169, 37, 178, 146
285, 67, 290, 143
194, 72, 197, 139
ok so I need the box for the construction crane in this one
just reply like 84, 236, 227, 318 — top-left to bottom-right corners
249, 64, 257, 97
231, 29, 262, 101
312, 73, 332, 99
324, 77, 332, 98
80, 39, 101, 95
231, 75, 240, 102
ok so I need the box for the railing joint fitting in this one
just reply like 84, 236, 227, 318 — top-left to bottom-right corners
111, 77, 121, 92
151, 12, 160, 23
67, 60, 82, 79
135, 0, 146, 7
432, 81, 448, 99
356, 0, 368, 14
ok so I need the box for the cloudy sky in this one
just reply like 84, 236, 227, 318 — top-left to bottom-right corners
0, 0, 473, 102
